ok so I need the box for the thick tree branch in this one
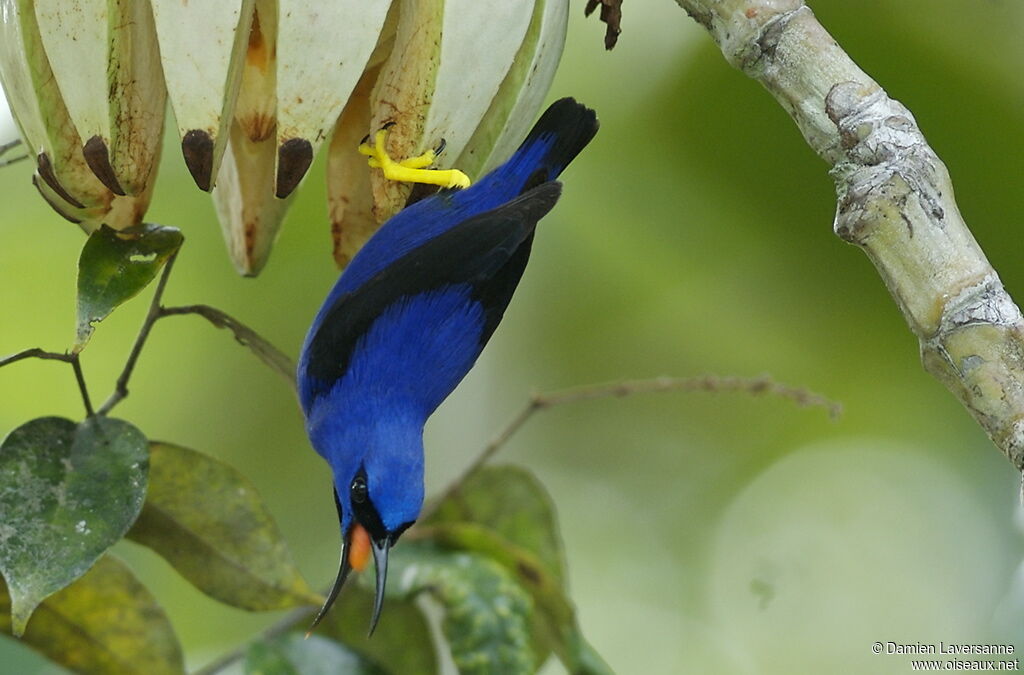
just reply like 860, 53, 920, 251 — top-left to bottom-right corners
673, 0, 1024, 472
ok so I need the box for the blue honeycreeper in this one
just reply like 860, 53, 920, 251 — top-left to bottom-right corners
298, 98, 598, 633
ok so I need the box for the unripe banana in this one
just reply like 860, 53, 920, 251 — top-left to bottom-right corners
2, 0, 571, 273
234, 0, 277, 145
34, 0, 165, 197
366, 0, 535, 223
212, 120, 293, 276
273, 0, 392, 199
151, 0, 256, 191
0, 0, 149, 231
456, 0, 570, 178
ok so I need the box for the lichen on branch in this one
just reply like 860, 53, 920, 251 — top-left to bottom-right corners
673, 0, 1024, 472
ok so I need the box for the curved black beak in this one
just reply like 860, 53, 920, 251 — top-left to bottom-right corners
368, 536, 391, 636
306, 529, 354, 637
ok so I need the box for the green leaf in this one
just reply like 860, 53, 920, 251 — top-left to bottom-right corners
126, 442, 319, 610
75, 223, 183, 351
380, 543, 535, 675
244, 633, 385, 675
1, 555, 184, 674
0, 417, 148, 635
315, 586, 438, 675
424, 466, 613, 675
424, 464, 566, 584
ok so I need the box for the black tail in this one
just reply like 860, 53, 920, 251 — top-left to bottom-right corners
509, 98, 599, 194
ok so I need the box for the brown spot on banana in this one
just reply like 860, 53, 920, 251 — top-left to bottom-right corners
35, 152, 86, 209
182, 129, 215, 191
275, 138, 313, 198
83, 135, 125, 196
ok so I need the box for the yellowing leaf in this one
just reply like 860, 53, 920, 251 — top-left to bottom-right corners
127, 442, 318, 610
1, 555, 184, 675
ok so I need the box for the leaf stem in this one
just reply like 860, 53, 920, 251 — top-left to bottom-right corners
70, 354, 94, 417
96, 252, 179, 415
93, 251, 296, 415
422, 374, 839, 519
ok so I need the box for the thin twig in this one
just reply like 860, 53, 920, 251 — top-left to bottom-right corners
159, 304, 296, 388
0, 139, 28, 168
0, 348, 94, 417
0, 347, 73, 367
94, 251, 296, 413
423, 374, 840, 519
96, 253, 178, 415
0, 138, 27, 166
70, 355, 94, 417
0, 154, 29, 168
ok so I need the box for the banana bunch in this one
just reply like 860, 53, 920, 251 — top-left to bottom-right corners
0, 0, 163, 231
0, 0, 569, 274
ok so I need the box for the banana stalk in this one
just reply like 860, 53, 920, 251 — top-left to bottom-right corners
151, 0, 255, 191
34, 0, 165, 197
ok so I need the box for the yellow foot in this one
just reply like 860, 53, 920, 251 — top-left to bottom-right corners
358, 127, 471, 189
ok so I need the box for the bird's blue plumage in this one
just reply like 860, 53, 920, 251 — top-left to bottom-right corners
297, 99, 598, 627
306, 285, 485, 531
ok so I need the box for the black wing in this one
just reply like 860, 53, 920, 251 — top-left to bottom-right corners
302, 182, 562, 399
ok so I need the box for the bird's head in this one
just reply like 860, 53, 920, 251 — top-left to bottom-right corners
306, 414, 424, 636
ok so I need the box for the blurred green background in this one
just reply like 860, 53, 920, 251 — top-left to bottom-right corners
2, 1, 1023, 673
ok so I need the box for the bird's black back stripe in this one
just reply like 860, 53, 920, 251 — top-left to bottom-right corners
303, 182, 562, 398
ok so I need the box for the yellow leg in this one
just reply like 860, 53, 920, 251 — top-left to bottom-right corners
358, 129, 471, 189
